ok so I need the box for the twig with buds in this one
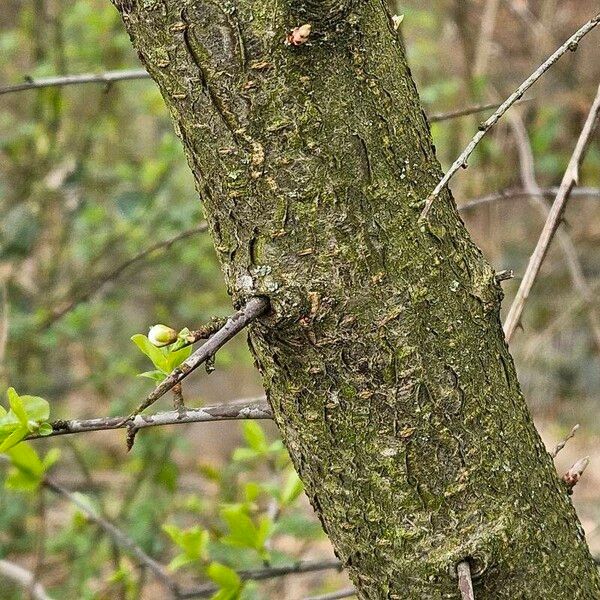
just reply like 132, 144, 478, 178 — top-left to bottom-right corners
563, 457, 590, 494
550, 424, 580, 459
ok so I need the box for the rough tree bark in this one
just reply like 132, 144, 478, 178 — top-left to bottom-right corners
111, 1, 600, 597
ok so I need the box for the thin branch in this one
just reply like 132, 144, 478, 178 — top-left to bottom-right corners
39, 223, 208, 330
420, 12, 600, 219
457, 561, 475, 600
428, 98, 532, 123
458, 187, 600, 211
550, 424, 580, 459
178, 559, 343, 599
305, 589, 356, 600
0, 559, 53, 600
508, 112, 600, 352
43, 477, 181, 596
1, 64, 538, 127
0, 69, 149, 95
504, 83, 600, 341
125, 297, 269, 420
27, 398, 271, 439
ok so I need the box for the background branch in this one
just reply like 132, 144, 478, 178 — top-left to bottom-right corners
504, 83, 600, 340
420, 12, 600, 218
0, 69, 148, 95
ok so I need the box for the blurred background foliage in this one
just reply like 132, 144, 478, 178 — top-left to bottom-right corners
0, 0, 599, 598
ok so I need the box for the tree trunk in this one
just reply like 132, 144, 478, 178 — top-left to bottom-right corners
112, 1, 600, 597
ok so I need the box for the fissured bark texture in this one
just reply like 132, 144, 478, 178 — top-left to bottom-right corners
112, 0, 600, 597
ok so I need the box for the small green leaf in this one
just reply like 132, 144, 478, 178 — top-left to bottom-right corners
168, 553, 197, 572
220, 505, 263, 550
19, 395, 50, 422
131, 334, 170, 372
37, 422, 54, 436
138, 370, 167, 382
0, 427, 28, 452
232, 447, 258, 463
280, 471, 303, 506
244, 481, 262, 503
206, 562, 241, 590
242, 422, 267, 453
166, 343, 192, 371
7, 388, 27, 425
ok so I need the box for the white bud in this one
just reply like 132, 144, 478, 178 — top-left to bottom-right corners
148, 324, 178, 347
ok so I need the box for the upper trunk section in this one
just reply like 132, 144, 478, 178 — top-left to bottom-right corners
112, 0, 600, 597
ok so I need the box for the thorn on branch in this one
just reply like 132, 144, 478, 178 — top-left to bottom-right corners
550, 424, 580, 458
121, 296, 269, 426
494, 269, 514, 283
457, 560, 475, 600
172, 383, 185, 411
126, 423, 139, 452
563, 456, 589, 493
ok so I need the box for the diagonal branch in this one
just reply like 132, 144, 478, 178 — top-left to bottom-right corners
125, 297, 269, 419
507, 112, 600, 351
0, 559, 54, 600
504, 83, 600, 341
39, 223, 208, 330
43, 477, 180, 596
420, 12, 600, 219
0, 69, 149, 95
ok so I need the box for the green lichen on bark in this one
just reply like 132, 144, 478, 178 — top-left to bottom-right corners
112, 0, 600, 597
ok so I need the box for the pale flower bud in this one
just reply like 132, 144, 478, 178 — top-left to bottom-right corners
148, 324, 178, 347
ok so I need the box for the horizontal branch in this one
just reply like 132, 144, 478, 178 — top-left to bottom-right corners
305, 589, 355, 600
179, 559, 343, 599
27, 398, 271, 439
458, 186, 600, 211
420, 12, 600, 218
0, 69, 149, 95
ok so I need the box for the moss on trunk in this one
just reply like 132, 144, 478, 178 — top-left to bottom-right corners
112, 0, 600, 596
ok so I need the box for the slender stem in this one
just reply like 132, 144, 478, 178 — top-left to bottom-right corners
27, 398, 271, 439
508, 112, 600, 351
458, 187, 600, 211
420, 12, 600, 218
178, 559, 343, 599
39, 223, 208, 330
126, 297, 269, 418
428, 98, 532, 123
0, 559, 53, 600
504, 83, 600, 341
0, 69, 149, 95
